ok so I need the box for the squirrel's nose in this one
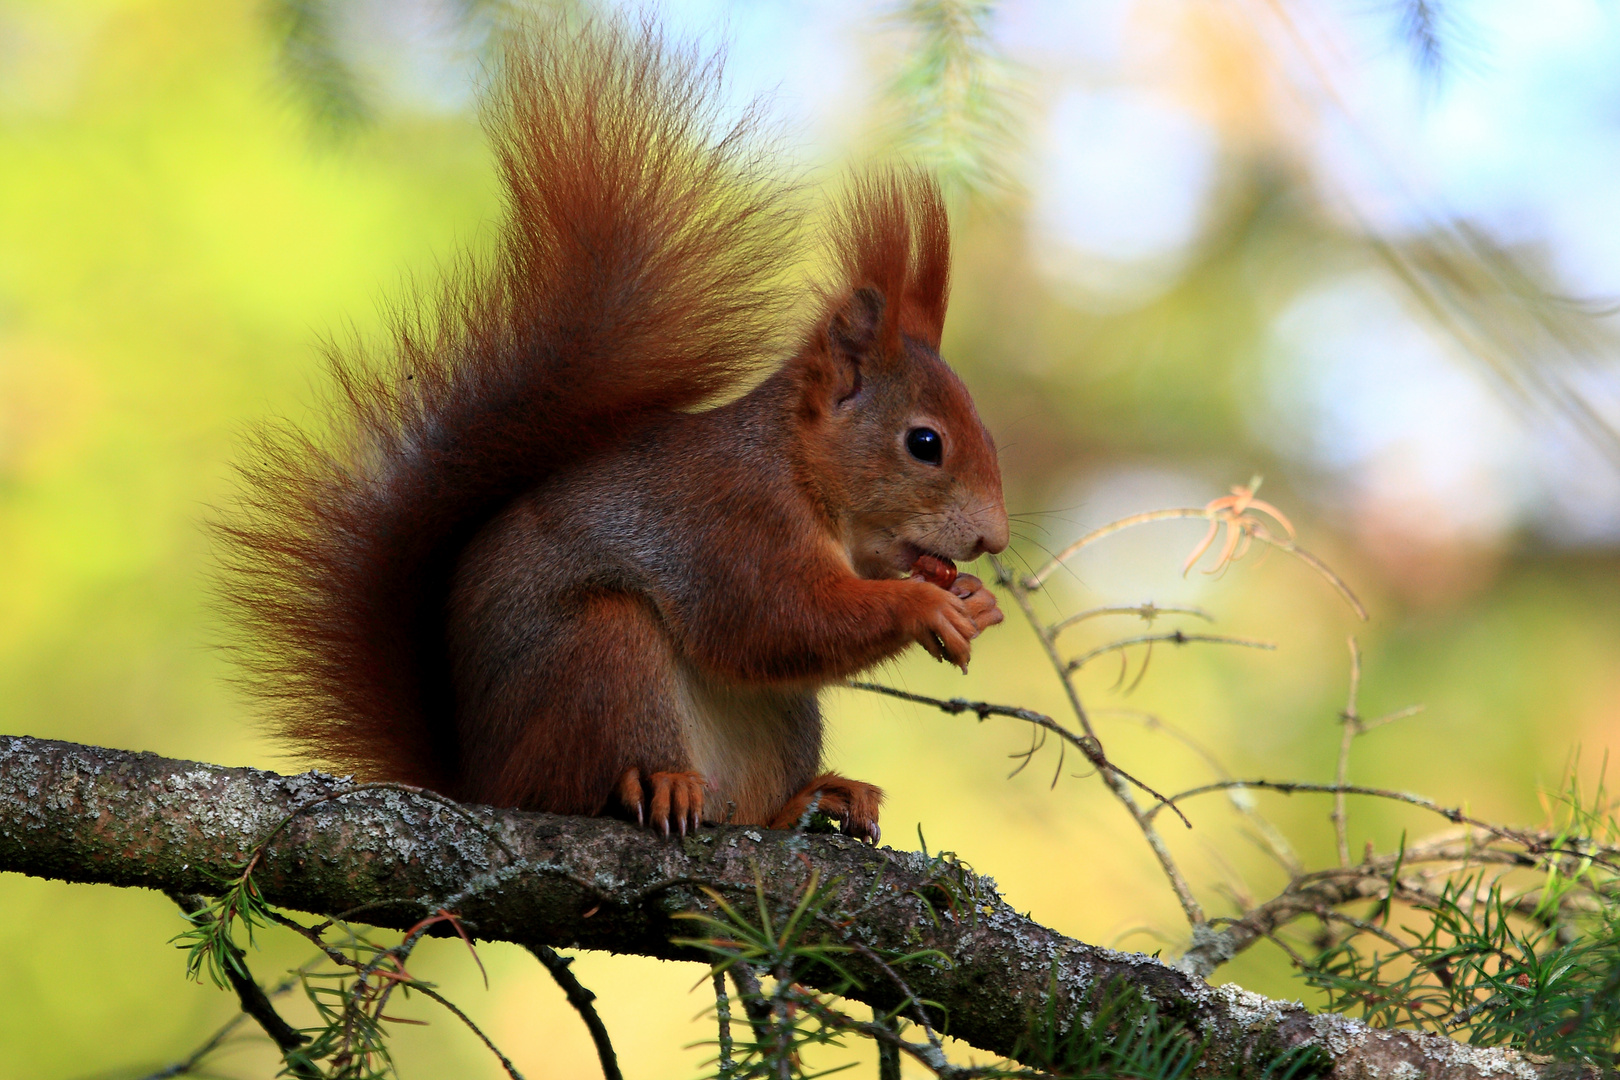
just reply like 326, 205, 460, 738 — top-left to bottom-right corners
974, 504, 1010, 556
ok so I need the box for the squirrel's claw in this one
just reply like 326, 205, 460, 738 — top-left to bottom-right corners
616, 767, 645, 826
839, 813, 880, 844
621, 769, 709, 837
771, 773, 884, 844
904, 579, 978, 672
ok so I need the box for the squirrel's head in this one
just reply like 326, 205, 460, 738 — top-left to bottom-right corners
793, 172, 1008, 580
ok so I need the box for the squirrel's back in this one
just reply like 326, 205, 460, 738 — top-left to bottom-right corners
218, 18, 805, 790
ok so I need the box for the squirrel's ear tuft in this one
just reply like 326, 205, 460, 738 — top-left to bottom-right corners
828, 170, 950, 352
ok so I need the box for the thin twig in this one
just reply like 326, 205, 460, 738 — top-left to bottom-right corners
795, 994, 1061, 1079
1237, 817, 1306, 876
1098, 707, 1305, 873
1446, 992, 1512, 1031
991, 554, 1207, 927
262, 903, 528, 1078
1261, 929, 1312, 970
137, 1014, 251, 1080
875, 1005, 902, 1080
1093, 707, 1232, 778
729, 963, 772, 1045
1148, 780, 1620, 870
528, 945, 622, 1080
1027, 508, 1215, 588
1177, 829, 1549, 975
1360, 704, 1426, 734
1066, 630, 1277, 673
846, 940, 946, 1053
713, 971, 735, 1078
1023, 507, 1369, 620
1314, 905, 1412, 953
409, 982, 528, 1080
1334, 637, 1362, 868
846, 681, 1192, 829
1262, 533, 1369, 620
1048, 602, 1214, 638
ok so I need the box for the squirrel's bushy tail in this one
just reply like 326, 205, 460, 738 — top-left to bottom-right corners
218, 17, 804, 790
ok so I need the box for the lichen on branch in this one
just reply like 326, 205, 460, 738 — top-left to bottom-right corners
0, 733, 1566, 1079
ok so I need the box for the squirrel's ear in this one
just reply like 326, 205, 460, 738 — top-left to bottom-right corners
824, 287, 886, 404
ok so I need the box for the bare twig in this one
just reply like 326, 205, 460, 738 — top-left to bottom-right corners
1313, 905, 1412, 953
1180, 844, 1444, 976
1048, 602, 1214, 639
995, 492, 1368, 943
1096, 707, 1305, 873
1334, 638, 1362, 868
995, 490, 1567, 992
875, 1006, 903, 1080
528, 945, 622, 1080
1177, 818, 1620, 978
1027, 508, 1214, 587
845, 940, 947, 1053
1146, 779, 1620, 871
1263, 534, 1369, 620
845, 681, 1192, 828
1093, 707, 1232, 778
1360, 704, 1427, 734
1023, 507, 1368, 620
991, 554, 1207, 927
408, 982, 527, 1080
713, 972, 735, 1078
1066, 630, 1276, 673
729, 964, 772, 1045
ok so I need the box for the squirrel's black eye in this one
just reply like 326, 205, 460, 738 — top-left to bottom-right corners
905, 427, 943, 465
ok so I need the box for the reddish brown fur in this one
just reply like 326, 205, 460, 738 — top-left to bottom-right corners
769, 774, 885, 842
219, 18, 1009, 837
831, 172, 952, 351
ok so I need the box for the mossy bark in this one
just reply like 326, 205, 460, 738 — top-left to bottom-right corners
0, 735, 1570, 1079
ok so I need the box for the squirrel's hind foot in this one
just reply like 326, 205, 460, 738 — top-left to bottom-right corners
616, 768, 710, 836
770, 773, 884, 844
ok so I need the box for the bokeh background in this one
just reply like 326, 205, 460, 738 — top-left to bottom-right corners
5, 0, 1620, 1076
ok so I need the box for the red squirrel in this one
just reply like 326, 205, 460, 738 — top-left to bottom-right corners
220, 20, 1009, 843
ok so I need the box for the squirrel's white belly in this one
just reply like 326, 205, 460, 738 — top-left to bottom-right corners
674, 664, 812, 826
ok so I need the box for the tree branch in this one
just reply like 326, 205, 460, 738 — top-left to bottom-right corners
0, 734, 1570, 1079
527, 945, 621, 1080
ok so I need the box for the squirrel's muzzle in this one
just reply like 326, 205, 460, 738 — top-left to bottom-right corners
973, 503, 1010, 557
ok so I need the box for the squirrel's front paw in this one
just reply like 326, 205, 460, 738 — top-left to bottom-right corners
769, 773, 883, 843
616, 767, 709, 836
902, 580, 979, 671
949, 573, 1004, 635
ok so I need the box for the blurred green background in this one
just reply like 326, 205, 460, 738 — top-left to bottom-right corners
4, 0, 1620, 1076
